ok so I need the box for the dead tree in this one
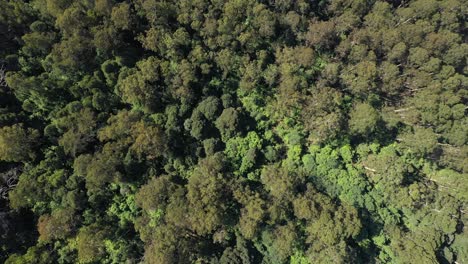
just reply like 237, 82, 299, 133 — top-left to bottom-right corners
0, 167, 21, 200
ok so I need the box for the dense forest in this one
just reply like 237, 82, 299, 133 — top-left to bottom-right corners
0, 0, 466, 263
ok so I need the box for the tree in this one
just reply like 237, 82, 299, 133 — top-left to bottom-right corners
5, 245, 53, 264
57, 107, 97, 157
301, 87, 344, 143
261, 164, 299, 200
186, 153, 230, 235
76, 224, 110, 264
215, 107, 241, 141
49, 34, 94, 70
399, 127, 438, 156
450, 230, 468, 264
37, 208, 76, 242
196, 96, 221, 121
111, 3, 132, 30
0, 124, 39, 162
184, 109, 209, 140
117, 57, 163, 113
261, 223, 298, 263
130, 121, 167, 160
98, 109, 142, 142
21, 31, 56, 57
1, 0, 467, 262
430, 169, 468, 201
219, 236, 252, 264
233, 185, 267, 240
74, 141, 124, 190
348, 103, 380, 136
306, 20, 337, 49
135, 175, 178, 212
342, 61, 379, 97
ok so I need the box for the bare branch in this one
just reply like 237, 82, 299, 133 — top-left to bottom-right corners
364, 166, 377, 172
394, 107, 414, 113
0, 64, 7, 87
0, 166, 21, 200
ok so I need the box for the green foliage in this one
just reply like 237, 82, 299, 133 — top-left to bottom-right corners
107, 187, 138, 228
290, 251, 310, 264
56, 107, 97, 156
215, 107, 241, 141
1, 0, 467, 263
135, 175, 177, 213
76, 224, 110, 263
400, 127, 438, 156
75, 142, 123, 190
129, 121, 167, 160
5, 245, 53, 264
431, 169, 468, 201
0, 124, 39, 162
8, 148, 68, 212
117, 57, 163, 113
261, 164, 299, 200
37, 207, 76, 242
186, 153, 230, 235
196, 96, 221, 121
225, 132, 263, 175
348, 102, 381, 136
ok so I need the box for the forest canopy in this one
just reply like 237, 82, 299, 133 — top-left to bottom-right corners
0, 0, 467, 263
